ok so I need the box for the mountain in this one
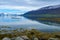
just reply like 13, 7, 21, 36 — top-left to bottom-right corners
23, 5, 60, 17
23, 5, 60, 26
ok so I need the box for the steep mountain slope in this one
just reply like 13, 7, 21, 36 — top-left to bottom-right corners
23, 5, 60, 26
23, 5, 60, 17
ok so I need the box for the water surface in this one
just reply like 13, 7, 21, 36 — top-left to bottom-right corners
0, 16, 60, 32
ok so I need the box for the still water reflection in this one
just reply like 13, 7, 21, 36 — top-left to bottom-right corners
0, 16, 60, 32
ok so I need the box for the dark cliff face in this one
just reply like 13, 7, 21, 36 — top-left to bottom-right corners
23, 5, 60, 26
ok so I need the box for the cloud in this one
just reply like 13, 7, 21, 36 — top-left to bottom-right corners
0, 0, 60, 7
0, 0, 60, 13
26, 0, 60, 6
0, 5, 39, 10
0, 5, 40, 14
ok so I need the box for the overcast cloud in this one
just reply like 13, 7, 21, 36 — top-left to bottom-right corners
0, 0, 60, 13
0, 0, 60, 6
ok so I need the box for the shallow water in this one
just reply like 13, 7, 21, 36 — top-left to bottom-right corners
0, 16, 60, 32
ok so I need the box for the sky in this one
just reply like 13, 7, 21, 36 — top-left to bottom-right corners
0, 0, 60, 14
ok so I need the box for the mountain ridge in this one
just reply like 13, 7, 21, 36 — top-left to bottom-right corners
23, 5, 60, 26
23, 5, 60, 16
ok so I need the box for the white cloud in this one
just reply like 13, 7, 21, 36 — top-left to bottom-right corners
0, 5, 40, 10
0, 0, 60, 12
0, 0, 60, 7
0, 5, 41, 14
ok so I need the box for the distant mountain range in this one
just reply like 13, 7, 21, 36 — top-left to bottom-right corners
23, 5, 60, 26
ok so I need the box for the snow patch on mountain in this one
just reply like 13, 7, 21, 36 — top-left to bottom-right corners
40, 5, 60, 9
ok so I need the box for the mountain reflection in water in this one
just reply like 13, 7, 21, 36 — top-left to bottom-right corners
0, 16, 60, 32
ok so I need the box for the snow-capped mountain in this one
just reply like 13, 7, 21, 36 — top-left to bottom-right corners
40, 5, 60, 9
23, 5, 60, 26
23, 5, 60, 15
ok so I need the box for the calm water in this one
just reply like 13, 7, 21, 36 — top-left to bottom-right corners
0, 16, 60, 32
